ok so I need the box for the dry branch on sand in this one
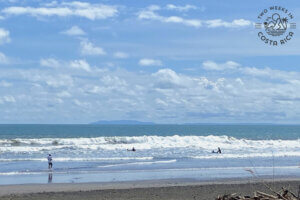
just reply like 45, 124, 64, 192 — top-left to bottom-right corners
216, 187, 299, 200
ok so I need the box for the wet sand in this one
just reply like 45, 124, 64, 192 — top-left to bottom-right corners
0, 178, 299, 200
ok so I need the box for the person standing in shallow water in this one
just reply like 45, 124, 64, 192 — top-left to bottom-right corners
47, 154, 53, 169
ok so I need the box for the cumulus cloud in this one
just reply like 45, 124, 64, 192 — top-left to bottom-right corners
202, 60, 297, 82
73, 99, 90, 108
57, 91, 72, 98
40, 58, 61, 68
139, 58, 162, 66
0, 95, 15, 104
2, 56, 300, 123
138, 7, 202, 28
152, 68, 189, 88
61, 26, 85, 36
0, 80, 12, 87
203, 60, 240, 71
21, 73, 74, 88
80, 41, 106, 56
113, 52, 129, 59
138, 6, 251, 28
0, 52, 9, 64
166, 4, 197, 12
70, 59, 91, 72
2, 1, 118, 20
0, 28, 10, 44
155, 98, 168, 106
205, 19, 252, 28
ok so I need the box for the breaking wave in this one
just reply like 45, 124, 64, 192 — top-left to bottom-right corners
0, 135, 299, 161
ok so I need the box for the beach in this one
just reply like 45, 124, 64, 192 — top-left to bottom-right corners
0, 178, 299, 200
0, 125, 299, 199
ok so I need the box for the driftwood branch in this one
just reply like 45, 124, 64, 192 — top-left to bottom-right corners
215, 187, 299, 200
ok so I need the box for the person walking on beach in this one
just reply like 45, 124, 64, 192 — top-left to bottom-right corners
47, 154, 53, 169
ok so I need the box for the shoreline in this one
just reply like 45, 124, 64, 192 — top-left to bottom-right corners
0, 177, 299, 199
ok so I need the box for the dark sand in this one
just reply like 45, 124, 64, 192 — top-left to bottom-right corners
0, 178, 299, 200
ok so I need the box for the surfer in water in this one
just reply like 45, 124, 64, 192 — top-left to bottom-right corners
127, 147, 136, 152
47, 154, 53, 169
212, 147, 222, 154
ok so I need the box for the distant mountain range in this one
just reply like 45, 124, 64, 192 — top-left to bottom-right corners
90, 121, 279, 125
90, 120, 155, 125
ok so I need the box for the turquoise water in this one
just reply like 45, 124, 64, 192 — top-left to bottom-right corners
0, 124, 299, 139
0, 124, 299, 184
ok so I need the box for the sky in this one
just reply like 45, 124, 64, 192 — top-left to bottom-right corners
0, 0, 300, 124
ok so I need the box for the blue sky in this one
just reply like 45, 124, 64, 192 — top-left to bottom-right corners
0, 0, 300, 123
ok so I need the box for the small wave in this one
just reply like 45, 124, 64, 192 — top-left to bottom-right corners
0, 171, 44, 176
190, 152, 300, 159
1, 165, 298, 176
99, 159, 177, 168
0, 157, 154, 162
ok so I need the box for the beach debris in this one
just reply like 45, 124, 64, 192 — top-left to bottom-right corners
215, 187, 299, 200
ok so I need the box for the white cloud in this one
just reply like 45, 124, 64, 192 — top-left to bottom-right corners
40, 58, 61, 68
2, 2, 118, 20
2, 57, 300, 123
205, 19, 252, 28
0, 80, 12, 87
70, 59, 91, 72
73, 99, 89, 108
61, 26, 85, 36
113, 52, 129, 59
240, 67, 297, 81
166, 4, 197, 12
138, 8, 202, 28
155, 98, 168, 106
152, 68, 212, 89
42, 1, 59, 7
202, 60, 297, 82
80, 41, 106, 56
147, 5, 161, 11
203, 60, 240, 71
0, 95, 15, 104
0, 52, 9, 64
57, 91, 71, 98
152, 68, 186, 88
42, 74, 74, 88
138, 6, 251, 28
139, 58, 162, 66
0, 28, 10, 44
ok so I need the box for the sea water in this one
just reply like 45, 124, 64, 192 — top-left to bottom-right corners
0, 124, 299, 184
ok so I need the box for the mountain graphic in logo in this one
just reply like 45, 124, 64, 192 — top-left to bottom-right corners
264, 13, 288, 36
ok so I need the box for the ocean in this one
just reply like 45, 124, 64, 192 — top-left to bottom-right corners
0, 124, 299, 184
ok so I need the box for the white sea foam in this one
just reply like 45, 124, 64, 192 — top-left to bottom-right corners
1, 135, 299, 148
98, 159, 177, 168
1, 135, 299, 160
190, 152, 300, 159
0, 165, 298, 176
0, 171, 44, 175
0, 157, 153, 162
